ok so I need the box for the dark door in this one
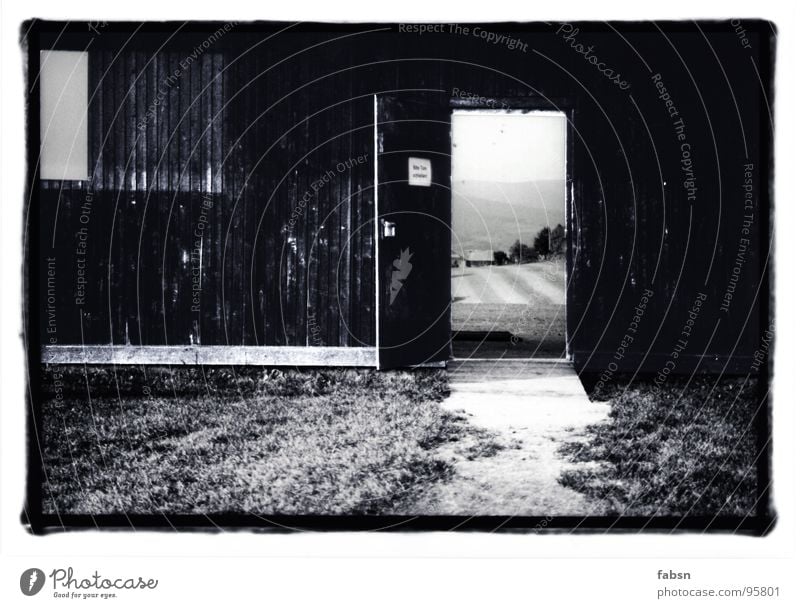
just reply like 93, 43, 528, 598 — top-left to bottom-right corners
375, 92, 452, 369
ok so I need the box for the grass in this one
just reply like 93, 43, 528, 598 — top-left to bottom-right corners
558, 375, 764, 517
40, 366, 501, 516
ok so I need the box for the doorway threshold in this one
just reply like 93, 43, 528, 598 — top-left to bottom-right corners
450, 357, 570, 364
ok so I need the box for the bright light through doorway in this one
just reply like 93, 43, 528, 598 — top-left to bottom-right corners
451, 109, 568, 358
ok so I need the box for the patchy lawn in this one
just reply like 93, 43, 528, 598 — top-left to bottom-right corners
40, 366, 502, 516
558, 376, 764, 517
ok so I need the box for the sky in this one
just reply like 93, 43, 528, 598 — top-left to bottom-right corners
451, 110, 568, 254
451, 110, 566, 183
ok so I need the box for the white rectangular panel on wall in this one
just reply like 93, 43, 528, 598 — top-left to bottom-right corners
39, 50, 89, 180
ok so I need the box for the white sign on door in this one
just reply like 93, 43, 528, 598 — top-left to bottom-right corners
408, 157, 432, 187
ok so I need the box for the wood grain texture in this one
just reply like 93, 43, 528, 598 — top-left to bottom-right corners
39, 35, 376, 350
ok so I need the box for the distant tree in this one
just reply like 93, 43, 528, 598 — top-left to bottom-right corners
509, 239, 522, 263
533, 227, 551, 259
550, 223, 566, 255
509, 239, 535, 264
493, 250, 509, 266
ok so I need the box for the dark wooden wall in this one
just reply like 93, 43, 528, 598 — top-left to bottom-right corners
32, 22, 773, 372
37, 28, 376, 348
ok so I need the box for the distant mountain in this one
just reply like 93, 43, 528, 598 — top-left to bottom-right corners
452, 180, 566, 253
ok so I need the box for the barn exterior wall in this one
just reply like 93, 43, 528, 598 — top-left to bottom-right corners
29, 21, 773, 373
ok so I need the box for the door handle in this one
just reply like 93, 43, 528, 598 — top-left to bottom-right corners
381, 219, 396, 239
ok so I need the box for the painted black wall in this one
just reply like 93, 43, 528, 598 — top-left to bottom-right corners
29, 20, 774, 372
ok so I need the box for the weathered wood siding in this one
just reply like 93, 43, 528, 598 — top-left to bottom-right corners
38, 29, 376, 348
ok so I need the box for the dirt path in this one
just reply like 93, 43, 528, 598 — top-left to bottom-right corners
410, 359, 610, 517
452, 259, 565, 306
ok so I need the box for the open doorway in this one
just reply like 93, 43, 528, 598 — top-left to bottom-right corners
450, 109, 568, 359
